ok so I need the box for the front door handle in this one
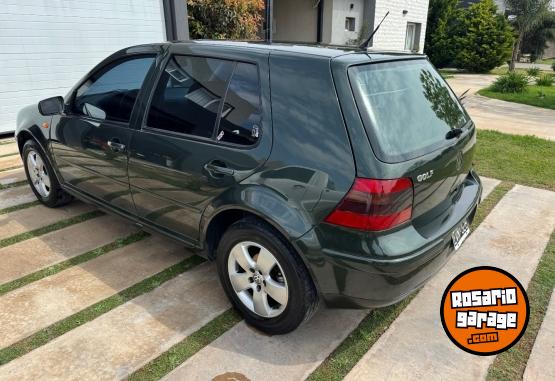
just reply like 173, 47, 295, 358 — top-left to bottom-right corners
107, 139, 126, 153
204, 162, 235, 177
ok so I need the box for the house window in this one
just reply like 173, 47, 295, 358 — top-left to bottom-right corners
345, 17, 356, 32
405, 22, 422, 52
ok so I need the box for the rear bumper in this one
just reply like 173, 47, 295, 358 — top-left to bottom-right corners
294, 171, 483, 309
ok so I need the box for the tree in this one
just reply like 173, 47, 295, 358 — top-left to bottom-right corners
187, 0, 265, 40
521, 12, 555, 61
453, 0, 514, 73
504, 0, 552, 70
424, 0, 459, 67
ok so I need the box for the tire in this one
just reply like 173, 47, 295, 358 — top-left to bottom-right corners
216, 217, 319, 334
22, 139, 72, 208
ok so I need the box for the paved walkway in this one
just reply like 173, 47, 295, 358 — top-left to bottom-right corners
524, 293, 555, 381
446, 75, 555, 141
0, 135, 552, 381
344, 185, 555, 381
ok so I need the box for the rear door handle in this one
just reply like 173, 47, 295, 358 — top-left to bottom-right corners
204, 162, 235, 177
107, 139, 126, 153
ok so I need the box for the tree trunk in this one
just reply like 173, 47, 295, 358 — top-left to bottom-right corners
509, 33, 523, 72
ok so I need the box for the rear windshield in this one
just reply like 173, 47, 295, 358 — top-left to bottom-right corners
348, 59, 469, 163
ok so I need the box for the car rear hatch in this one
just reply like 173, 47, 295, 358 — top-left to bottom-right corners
338, 56, 478, 235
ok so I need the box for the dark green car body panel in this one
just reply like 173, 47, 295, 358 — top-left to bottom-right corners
15, 41, 482, 308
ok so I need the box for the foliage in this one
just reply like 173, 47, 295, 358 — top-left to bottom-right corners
521, 12, 555, 62
187, 0, 265, 40
526, 67, 541, 77
490, 72, 529, 93
536, 74, 554, 86
452, 0, 514, 73
504, 0, 552, 70
424, 0, 459, 67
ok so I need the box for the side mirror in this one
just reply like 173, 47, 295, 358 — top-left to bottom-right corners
38, 96, 64, 116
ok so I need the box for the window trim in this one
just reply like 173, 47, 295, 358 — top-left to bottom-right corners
141, 53, 263, 150
67, 53, 157, 125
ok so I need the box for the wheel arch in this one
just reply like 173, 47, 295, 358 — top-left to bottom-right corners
200, 202, 322, 295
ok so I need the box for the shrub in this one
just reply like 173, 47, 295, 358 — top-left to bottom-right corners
536, 74, 554, 86
424, 0, 459, 67
452, 0, 514, 73
526, 67, 540, 77
490, 72, 529, 93
188, 0, 265, 40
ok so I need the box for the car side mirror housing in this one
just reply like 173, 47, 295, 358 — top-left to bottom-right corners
38, 96, 64, 116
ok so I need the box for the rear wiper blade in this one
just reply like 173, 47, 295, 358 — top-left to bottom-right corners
446, 128, 464, 140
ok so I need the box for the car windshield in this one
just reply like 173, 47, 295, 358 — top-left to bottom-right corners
348, 59, 469, 163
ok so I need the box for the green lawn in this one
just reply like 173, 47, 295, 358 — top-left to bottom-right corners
536, 58, 555, 65
478, 85, 555, 110
488, 67, 552, 76
474, 130, 555, 191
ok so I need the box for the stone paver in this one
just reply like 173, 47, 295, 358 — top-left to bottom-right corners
0, 264, 229, 381
0, 214, 138, 285
0, 168, 26, 186
0, 186, 36, 210
161, 177, 500, 381
345, 185, 555, 381
0, 202, 94, 240
0, 155, 22, 171
163, 309, 367, 381
447, 75, 555, 141
480, 176, 500, 200
0, 144, 18, 157
524, 293, 555, 381
0, 235, 187, 348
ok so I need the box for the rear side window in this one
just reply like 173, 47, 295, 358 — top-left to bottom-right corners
349, 59, 469, 162
217, 63, 261, 146
146, 56, 234, 138
72, 56, 154, 123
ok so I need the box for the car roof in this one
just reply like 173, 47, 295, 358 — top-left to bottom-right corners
163, 40, 425, 62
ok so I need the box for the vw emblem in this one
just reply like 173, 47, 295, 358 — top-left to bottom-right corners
456, 152, 463, 171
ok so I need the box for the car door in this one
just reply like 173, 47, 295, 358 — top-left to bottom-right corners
50, 51, 158, 214
127, 48, 272, 245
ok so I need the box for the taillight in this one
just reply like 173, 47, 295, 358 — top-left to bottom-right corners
324, 178, 413, 231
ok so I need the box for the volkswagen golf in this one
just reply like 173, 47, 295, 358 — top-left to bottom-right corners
15, 41, 482, 334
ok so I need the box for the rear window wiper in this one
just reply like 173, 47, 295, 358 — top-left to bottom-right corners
446, 128, 464, 140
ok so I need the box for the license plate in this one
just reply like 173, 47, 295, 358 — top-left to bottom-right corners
452, 219, 470, 251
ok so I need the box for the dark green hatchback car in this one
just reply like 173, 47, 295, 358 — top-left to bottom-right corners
15, 41, 482, 334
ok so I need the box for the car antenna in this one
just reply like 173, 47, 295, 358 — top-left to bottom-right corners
359, 11, 390, 50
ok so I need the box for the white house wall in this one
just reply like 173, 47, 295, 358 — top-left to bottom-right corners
0, 0, 165, 134
329, 0, 366, 45
371, 0, 429, 52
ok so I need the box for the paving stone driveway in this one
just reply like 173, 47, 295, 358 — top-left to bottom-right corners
0, 138, 553, 380
447, 74, 555, 141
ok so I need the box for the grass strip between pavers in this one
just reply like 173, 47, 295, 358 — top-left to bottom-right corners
127, 309, 242, 381
0, 180, 28, 191
0, 231, 149, 297
0, 201, 40, 215
306, 181, 513, 381
0, 210, 104, 249
0, 254, 206, 366
486, 229, 555, 381
0, 166, 22, 173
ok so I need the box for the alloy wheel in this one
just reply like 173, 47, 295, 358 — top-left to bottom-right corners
27, 149, 51, 198
227, 241, 289, 318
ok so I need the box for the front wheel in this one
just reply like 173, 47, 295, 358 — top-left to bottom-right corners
217, 218, 319, 334
22, 140, 72, 208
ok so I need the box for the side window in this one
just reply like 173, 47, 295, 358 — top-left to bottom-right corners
146, 56, 234, 138
72, 56, 154, 123
217, 63, 261, 146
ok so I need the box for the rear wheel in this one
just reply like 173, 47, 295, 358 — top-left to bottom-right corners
22, 140, 72, 208
217, 218, 319, 334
